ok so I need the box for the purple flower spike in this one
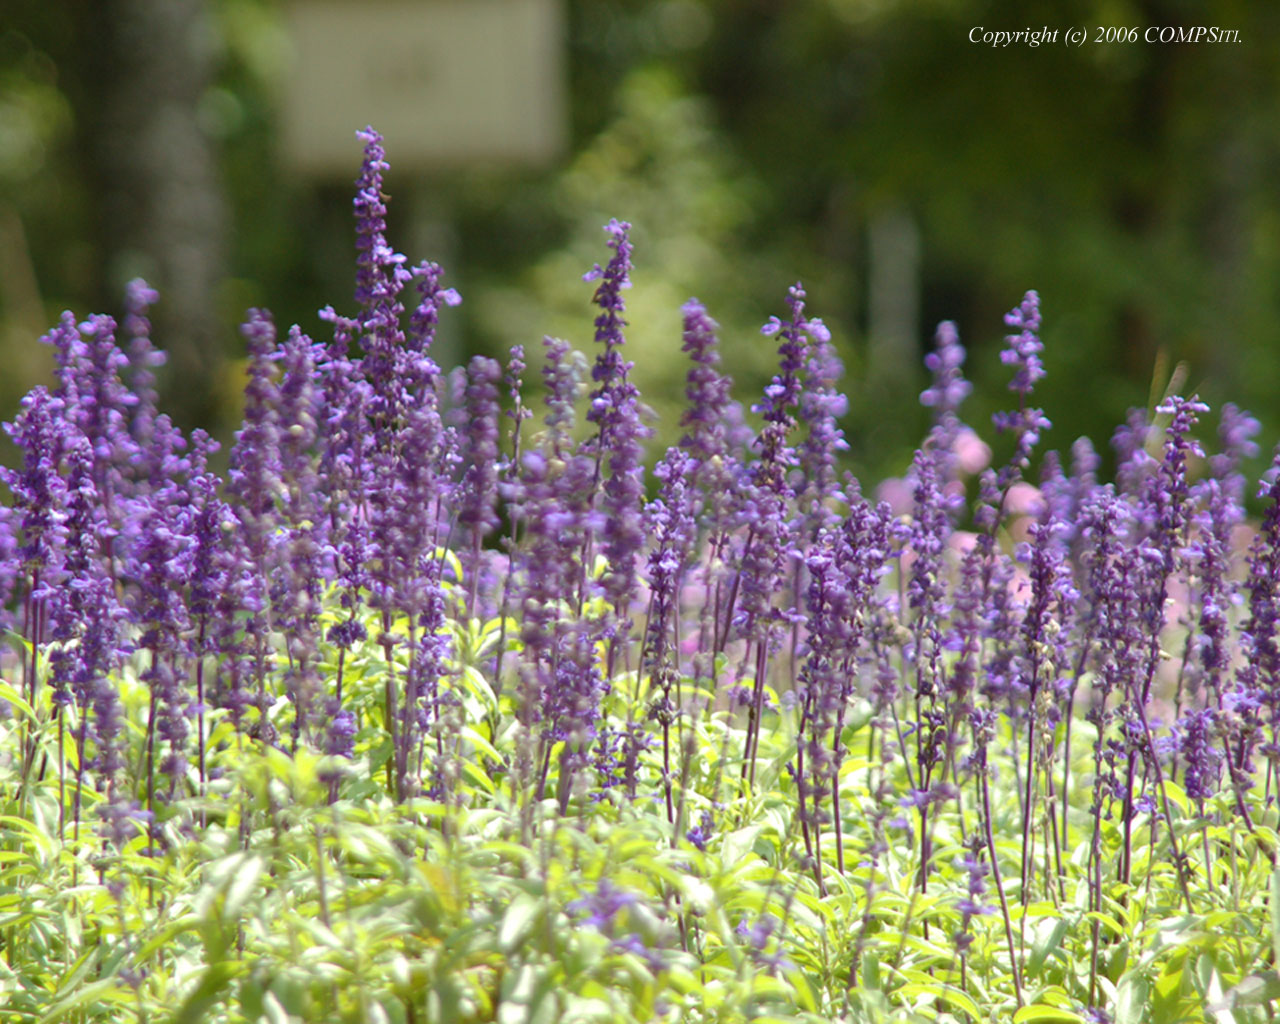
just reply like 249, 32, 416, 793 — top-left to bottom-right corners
1000, 290, 1044, 397
456, 356, 503, 614
123, 278, 166, 447
569, 879, 637, 932
953, 839, 993, 956
1235, 447, 1280, 774
1151, 394, 1209, 547
678, 299, 740, 543
1, 387, 70, 585
457, 356, 503, 540
353, 127, 411, 316
228, 310, 283, 536
679, 300, 732, 467
581, 221, 651, 625
226, 309, 282, 704
754, 283, 820, 428
734, 283, 826, 647
584, 219, 636, 428
797, 325, 849, 532
992, 291, 1051, 485
920, 320, 972, 416
1176, 708, 1221, 800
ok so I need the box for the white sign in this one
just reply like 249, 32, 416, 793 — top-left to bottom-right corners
282, 0, 566, 174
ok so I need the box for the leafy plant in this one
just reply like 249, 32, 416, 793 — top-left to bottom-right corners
0, 128, 1277, 1023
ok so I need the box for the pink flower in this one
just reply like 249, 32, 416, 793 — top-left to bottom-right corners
1005, 481, 1043, 516
876, 476, 913, 515
953, 427, 991, 475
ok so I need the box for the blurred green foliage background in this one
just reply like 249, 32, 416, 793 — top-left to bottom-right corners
2, 0, 1278, 485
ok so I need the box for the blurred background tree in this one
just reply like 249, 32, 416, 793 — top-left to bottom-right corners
2, 0, 1278, 485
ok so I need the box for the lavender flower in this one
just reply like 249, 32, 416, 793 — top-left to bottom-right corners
1176, 708, 1221, 800
226, 309, 282, 715
42, 311, 85, 405
130, 496, 195, 788
504, 344, 529, 423
541, 336, 587, 454
276, 325, 325, 744
920, 320, 972, 481
920, 320, 972, 420
686, 810, 715, 851
508, 361, 603, 753
227, 310, 283, 543
1113, 408, 1157, 499
796, 326, 849, 534
678, 299, 733, 471
569, 879, 637, 932
69, 313, 141, 508
1017, 475, 1078, 711
906, 445, 951, 702
583, 219, 635, 436
582, 221, 651, 625
351, 129, 415, 449
1151, 395, 1209, 549
353, 127, 413, 324
795, 530, 850, 833
46, 438, 105, 709
643, 446, 697, 686
954, 839, 993, 956
734, 284, 824, 644
755, 284, 823, 434
599, 400, 648, 624
1187, 477, 1239, 701
122, 278, 165, 451
592, 721, 652, 798
455, 355, 503, 612
326, 706, 358, 759
992, 291, 1051, 485
1, 387, 69, 589
1211, 403, 1261, 506
1235, 448, 1280, 777
1057, 437, 1101, 549
999, 290, 1044, 396
735, 913, 791, 973
81, 575, 129, 779
316, 305, 372, 641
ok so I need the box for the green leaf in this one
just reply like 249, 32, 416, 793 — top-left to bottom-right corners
1028, 916, 1070, 978
1161, 780, 1189, 817
1115, 972, 1150, 1024
1012, 1005, 1086, 1023
1151, 963, 1183, 1023
898, 982, 982, 1019
461, 666, 499, 712
0, 681, 36, 722
221, 852, 264, 924
498, 893, 542, 953
1271, 868, 1280, 962
38, 979, 130, 1024
262, 990, 292, 1024
462, 724, 504, 764
1210, 972, 1280, 1012
0, 814, 55, 853
173, 961, 244, 1024
786, 966, 820, 1012
135, 913, 205, 960
720, 825, 763, 869
461, 757, 496, 795
862, 951, 882, 992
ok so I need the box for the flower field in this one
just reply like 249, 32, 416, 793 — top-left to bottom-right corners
0, 128, 1278, 1023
